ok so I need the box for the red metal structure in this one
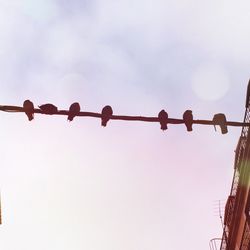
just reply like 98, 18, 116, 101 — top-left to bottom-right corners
220, 81, 250, 249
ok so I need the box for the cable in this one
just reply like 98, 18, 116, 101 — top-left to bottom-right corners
0, 102, 249, 133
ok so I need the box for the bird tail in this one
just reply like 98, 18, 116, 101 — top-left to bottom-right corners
186, 124, 193, 132
220, 125, 228, 134
68, 115, 74, 122
26, 112, 34, 121
161, 124, 168, 131
101, 118, 108, 127
28, 115, 34, 121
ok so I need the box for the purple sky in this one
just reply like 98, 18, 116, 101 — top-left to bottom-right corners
0, 1, 249, 249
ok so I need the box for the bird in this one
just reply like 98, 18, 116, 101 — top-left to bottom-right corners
213, 113, 228, 134
101, 105, 113, 127
68, 102, 81, 121
23, 99, 34, 121
38, 104, 58, 115
158, 109, 168, 130
183, 110, 193, 131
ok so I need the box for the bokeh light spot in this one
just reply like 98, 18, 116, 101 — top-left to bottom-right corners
20, 0, 59, 21
191, 63, 230, 101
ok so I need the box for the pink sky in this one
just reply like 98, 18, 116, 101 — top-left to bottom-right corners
0, 1, 249, 249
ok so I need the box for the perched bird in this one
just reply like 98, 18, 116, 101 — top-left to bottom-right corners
213, 113, 228, 134
68, 102, 81, 121
38, 104, 58, 115
183, 110, 193, 132
23, 99, 34, 121
158, 109, 168, 130
101, 105, 113, 127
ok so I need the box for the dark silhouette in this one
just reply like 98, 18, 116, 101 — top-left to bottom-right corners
158, 109, 168, 130
23, 100, 34, 121
38, 104, 58, 114
68, 102, 81, 121
213, 113, 228, 134
245, 79, 250, 108
183, 110, 193, 131
101, 105, 113, 126
0, 103, 247, 132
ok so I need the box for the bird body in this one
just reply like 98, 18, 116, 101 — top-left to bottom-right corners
68, 102, 81, 121
213, 113, 228, 134
158, 109, 168, 130
101, 105, 113, 126
23, 100, 34, 121
39, 104, 58, 114
183, 110, 193, 131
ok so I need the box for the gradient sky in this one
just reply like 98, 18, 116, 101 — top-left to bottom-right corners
0, 1, 249, 249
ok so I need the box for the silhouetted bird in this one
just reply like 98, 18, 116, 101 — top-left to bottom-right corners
68, 102, 81, 121
23, 99, 34, 121
158, 109, 168, 130
213, 113, 228, 134
183, 110, 193, 131
101, 105, 113, 127
38, 104, 58, 114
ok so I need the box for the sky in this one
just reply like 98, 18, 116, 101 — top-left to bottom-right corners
0, 0, 249, 249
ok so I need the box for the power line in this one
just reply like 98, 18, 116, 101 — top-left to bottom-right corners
0, 101, 249, 134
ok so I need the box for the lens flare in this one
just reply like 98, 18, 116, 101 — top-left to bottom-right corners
191, 63, 230, 101
20, 0, 58, 21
